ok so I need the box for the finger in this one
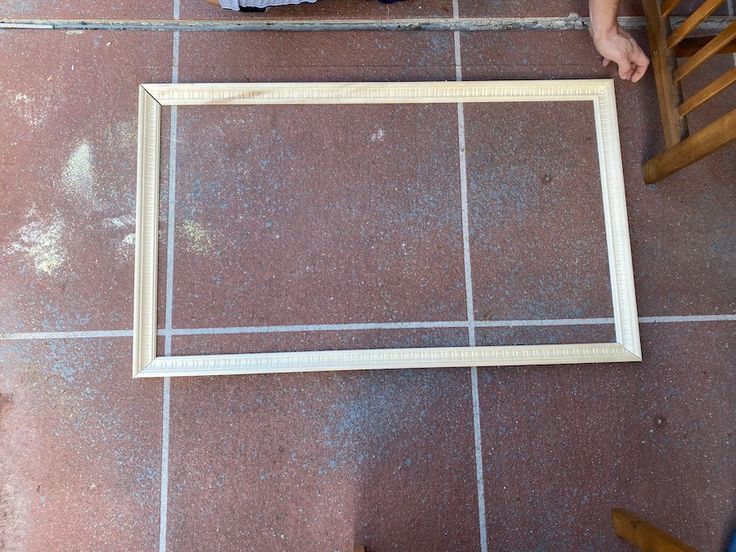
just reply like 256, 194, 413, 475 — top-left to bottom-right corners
618, 63, 633, 80
601, 57, 611, 67
631, 45, 650, 66
631, 62, 648, 82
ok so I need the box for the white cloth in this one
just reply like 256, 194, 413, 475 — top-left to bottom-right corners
219, 0, 317, 8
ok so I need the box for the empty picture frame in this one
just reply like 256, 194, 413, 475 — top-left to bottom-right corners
133, 80, 641, 378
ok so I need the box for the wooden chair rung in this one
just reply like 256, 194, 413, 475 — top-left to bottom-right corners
673, 35, 736, 57
612, 509, 699, 551
679, 67, 736, 115
643, 107, 736, 183
667, 0, 725, 48
661, 0, 681, 17
674, 20, 736, 81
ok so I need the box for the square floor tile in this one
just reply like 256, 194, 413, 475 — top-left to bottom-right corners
177, 30, 456, 83
477, 321, 736, 551
461, 30, 736, 316
457, 0, 726, 17
167, 366, 480, 551
475, 323, 616, 346
0, 30, 173, 333
171, 32, 460, 331
459, 29, 616, 80
620, 54, 736, 316
0, 338, 163, 550
181, 0, 453, 19
3, 0, 172, 19
465, 101, 613, 322
170, 103, 467, 328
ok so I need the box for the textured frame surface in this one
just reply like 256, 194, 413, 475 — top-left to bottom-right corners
133, 80, 641, 378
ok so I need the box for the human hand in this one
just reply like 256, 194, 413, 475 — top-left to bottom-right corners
592, 26, 650, 82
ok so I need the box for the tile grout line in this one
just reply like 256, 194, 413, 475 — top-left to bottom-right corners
0, 330, 136, 340
158, 377, 171, 552
172, 320, 470, 334
167, 317, 616, 335
2, 314, 735, 341
639, 314, 736, 323
159, 2, 180, 550
452, 2, 488, 551
164, 13, 181, 352
451, 0, 474, 343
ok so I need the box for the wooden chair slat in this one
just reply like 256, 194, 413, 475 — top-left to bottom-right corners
674, 20, 736, 81
673, 35, 736, 57
678, 67, 736, 115
667, 0, 725, 48
612, 509, 699, 551
643, 108, 736, 183
661, 0, 681, 17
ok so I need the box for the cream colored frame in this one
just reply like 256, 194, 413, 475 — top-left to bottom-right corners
133, 80, 640, 378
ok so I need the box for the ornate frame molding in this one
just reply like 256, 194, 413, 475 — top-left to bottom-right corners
133, 80, 640, 378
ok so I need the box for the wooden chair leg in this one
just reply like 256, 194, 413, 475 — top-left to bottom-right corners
612, 508, 699, 551
643, 108, 736, 183
642, 0, 689, 147
354, 546, 367, 552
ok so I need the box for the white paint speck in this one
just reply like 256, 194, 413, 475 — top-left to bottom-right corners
103, 214, 136, 229
370, 128, 385, 143
6, 210, 66, 276
115, 233, 136, 262
8, 91, 49, 127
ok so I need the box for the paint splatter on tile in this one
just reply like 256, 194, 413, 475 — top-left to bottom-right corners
4, 90, 49, 128
180, 220, 214, 255
5, 210, 66, 276
0, 475, 28, 552
103, 214, 136, 229
370, 128, 385, 142
61, 140, 96, 204
115, 233, 136, 262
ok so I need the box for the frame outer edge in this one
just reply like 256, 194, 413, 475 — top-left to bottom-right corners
133, 79, 642, 378
132, 86, 161, 377
594, 80, 642, 359
136, 343, 637, 378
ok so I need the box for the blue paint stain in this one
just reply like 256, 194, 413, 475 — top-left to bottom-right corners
48, 341, 85, 383
136, 466, 159, 486
317, 372, 461, 475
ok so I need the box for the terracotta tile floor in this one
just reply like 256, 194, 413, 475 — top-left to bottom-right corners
1, 2, 735, 552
